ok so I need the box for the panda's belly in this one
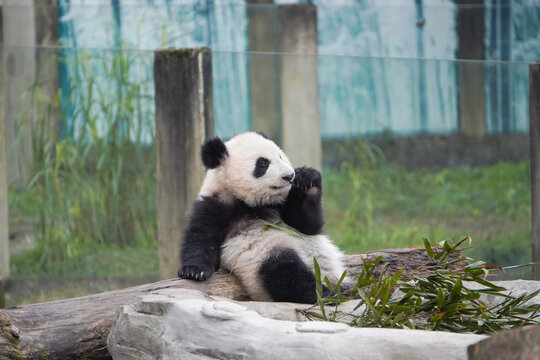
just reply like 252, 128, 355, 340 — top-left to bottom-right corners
220, 219, 346, 289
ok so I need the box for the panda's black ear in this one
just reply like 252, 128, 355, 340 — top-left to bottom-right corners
201, 137, 228, 169
256, 132, 269, 139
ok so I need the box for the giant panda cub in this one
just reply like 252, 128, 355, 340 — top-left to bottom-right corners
178, 132, 348, 304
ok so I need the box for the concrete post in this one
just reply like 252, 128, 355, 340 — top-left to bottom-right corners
0, 4, 10, 289
2, 0, 37, 183
2, 0, 58, 183
247, 0, 280, 142
457, 0, 486, 138
530, 62, 540, 280
278, 4, 321, 170
34, 0, 60, 147
0, 78, 8, 284
154, 49, 213, 279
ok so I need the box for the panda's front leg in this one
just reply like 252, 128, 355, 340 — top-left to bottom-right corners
280, 167, 324, 235
178, 198, 226, 281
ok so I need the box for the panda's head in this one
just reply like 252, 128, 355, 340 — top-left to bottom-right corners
198, 132, 295, 207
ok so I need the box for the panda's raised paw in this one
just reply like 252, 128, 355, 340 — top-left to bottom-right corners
178, 264, 213, 281
292, 167, 322, 193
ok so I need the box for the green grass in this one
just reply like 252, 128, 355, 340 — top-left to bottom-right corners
324, 160, 531, 277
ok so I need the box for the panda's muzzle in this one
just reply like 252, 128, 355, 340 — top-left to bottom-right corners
270, 184, 290, 190
282, 173, 295, 182
270, 172, 295, 190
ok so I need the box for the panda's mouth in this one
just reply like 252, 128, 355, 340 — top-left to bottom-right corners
270, 184, 290, 190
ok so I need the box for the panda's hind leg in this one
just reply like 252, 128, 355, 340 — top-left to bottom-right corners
258, 248, 317, 304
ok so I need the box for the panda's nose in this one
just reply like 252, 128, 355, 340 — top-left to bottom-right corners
282, 173, 295, 182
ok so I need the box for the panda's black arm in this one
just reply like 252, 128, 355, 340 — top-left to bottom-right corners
280, 167, 324, 235
178, 197, 231, 281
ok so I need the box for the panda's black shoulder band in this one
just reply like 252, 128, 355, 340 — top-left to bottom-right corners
201, 137, 228, 169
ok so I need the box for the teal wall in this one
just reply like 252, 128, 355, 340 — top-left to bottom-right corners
57, 0, 540, 139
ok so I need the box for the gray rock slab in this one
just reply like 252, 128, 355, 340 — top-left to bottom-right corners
108, 287, 488, 360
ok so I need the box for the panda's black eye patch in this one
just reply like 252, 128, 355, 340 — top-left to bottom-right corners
253, 157, 270, 178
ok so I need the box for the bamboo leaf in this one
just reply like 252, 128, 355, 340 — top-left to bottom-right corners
423, 237, 434, 258
258, 218, 303, 238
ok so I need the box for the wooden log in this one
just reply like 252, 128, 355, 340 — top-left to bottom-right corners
154, 48, 213, 280
531, 62, 540, 280
278, 4, 321, 170
457, 0, 486, 138
0, 249, 455, 359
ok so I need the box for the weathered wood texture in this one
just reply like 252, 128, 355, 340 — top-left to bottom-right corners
531, 62, 540, 280
0, 249, 452, 359
457, 0, 485, 138
278, 4, 321, 170
34, 0, 60, 149
0, 11, 9, 282
155, 48, 213, 280
247, 0, 280, 141
468, 325, 540, 360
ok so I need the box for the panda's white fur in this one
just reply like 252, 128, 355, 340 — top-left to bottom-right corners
179, 132, 348, 302
221, 219, 347, 301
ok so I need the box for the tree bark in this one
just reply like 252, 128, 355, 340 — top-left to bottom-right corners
0, 249, 459, 359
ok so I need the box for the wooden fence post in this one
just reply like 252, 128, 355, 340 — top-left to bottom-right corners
530, 62, 540, 280
457, 0, 486, 138
247, 0, 280, 141
34, 0, 60, 148
0, 90, 8, 309
277, 4, 321, 170
0, 82, 7, 281
155, 49, 213, 280
0, 5, 10, 308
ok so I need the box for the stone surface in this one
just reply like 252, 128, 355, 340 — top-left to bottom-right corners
467, 280, 540, 305
108, 287, 488, 360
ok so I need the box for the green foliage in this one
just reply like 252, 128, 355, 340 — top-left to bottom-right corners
303, 238, 540, 334
324, 138, 531, 272
9, 49, 157, 277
